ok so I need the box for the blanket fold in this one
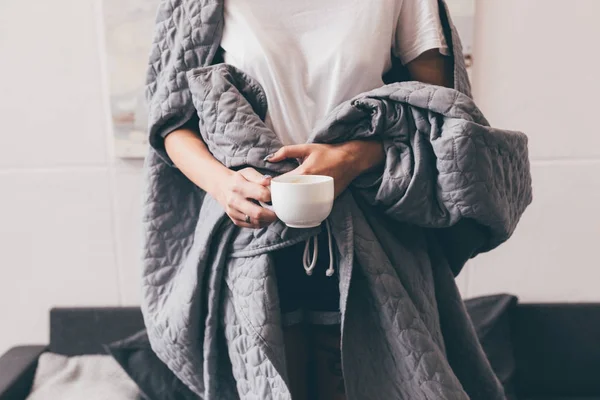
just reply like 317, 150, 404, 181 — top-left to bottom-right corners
186, 63, 531, 268
141, 1, 532, 399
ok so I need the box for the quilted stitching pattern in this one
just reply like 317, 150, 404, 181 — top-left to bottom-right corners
141, 0, 529, 398
312, 82, 531, 252
347, 208, 468, 399
198, 67, 525, 400
222, 257, 290, 399
146, 0, 224, 164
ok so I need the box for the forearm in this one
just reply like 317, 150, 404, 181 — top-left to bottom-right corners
165, 129, 276, 228
164, 129, 232, 199
342, 140, 386, 176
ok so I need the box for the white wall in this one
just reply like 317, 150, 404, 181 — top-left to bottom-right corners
0, 0, 599, 355
457, 0, 600, 300
0, 0, 144, 355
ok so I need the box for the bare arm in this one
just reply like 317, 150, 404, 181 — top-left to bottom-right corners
167, 49, 451, 209
165, 128, 231, 197
165, 128, 276, 228
405, 49, 453, 88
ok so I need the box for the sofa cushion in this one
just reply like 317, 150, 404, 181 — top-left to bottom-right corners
50, 308, 144, 356
512, 304, 600, 398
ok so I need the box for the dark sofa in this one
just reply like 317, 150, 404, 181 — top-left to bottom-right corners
1, 296, 600, 400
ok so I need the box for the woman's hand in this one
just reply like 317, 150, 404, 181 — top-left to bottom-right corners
266, 140, 385, 198
215, 168, 277, 228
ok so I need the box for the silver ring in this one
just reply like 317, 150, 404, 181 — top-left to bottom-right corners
244, 214, 251, 223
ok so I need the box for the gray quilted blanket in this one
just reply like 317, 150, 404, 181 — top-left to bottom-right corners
141, 1, 532, 399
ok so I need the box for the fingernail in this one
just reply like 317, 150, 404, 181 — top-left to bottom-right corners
263, 174, 272, 180
263, 154, 274, 161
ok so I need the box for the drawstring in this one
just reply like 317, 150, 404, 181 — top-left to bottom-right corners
302, 219, 335, 277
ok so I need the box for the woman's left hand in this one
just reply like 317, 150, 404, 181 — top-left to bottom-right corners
266, 140, 385, 198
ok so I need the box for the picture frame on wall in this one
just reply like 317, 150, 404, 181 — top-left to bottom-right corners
101, 0, 474, 159
101, 0, 157, 159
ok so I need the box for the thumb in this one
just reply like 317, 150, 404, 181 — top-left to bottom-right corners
265, 144, 311, 163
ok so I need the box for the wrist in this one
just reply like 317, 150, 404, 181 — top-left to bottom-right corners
343, 140, 384, 175
206, 167, 234, 204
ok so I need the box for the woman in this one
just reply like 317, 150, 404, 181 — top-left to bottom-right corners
141, 0, 532, 397
161, 0, 450, 398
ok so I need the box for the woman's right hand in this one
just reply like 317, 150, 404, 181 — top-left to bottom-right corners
163, 129, 276, 229
216, 167, 277, 229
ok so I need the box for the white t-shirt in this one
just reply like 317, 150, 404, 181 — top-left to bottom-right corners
221, 0, 448, 145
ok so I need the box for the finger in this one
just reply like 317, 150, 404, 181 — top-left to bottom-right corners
229, 216, 252, 228
228, 217, 256, 229
266, 145, 312, 163
228, 208, 267, 229
239, 168, 272, 186
227, 206, 250, 222
230, 217, 260, 229
227, 206, 260, 224
232, 197, 278, 224
238, 180, 272, 203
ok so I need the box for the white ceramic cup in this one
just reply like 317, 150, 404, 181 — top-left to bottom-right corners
261, 175, 334, 229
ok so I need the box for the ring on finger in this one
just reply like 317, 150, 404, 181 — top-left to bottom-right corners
244, 214, 251, 224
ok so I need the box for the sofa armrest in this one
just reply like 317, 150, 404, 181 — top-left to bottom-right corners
0, 345, 47, 400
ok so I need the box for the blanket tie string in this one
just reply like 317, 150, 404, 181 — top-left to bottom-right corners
302, 219, 335, 277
